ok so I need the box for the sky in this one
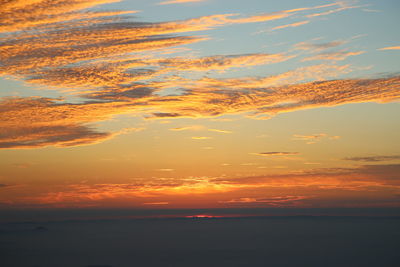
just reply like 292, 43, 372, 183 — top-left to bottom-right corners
0, 0, 399, 212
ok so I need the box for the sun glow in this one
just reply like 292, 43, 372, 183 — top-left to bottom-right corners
185, 214, 223, 219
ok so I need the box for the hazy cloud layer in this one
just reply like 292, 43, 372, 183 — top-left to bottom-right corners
3, 164, 399, 207
219, 196, 309, 207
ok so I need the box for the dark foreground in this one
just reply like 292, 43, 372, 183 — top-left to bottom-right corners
1, 216, 399, 267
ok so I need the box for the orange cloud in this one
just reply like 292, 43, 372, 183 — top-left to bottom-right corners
378, 46, 400, 51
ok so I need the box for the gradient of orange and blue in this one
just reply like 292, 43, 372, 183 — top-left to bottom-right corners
0, 0, 399, 212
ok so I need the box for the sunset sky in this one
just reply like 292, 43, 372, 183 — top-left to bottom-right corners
0, 0, 399, 211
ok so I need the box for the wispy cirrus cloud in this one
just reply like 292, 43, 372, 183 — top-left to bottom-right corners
270, 20, 310, 31
302, 50, 365, 62
293, 133, 340, 144
305, 2, 360, 18
258, 1, 362, 34
0, 0, 399, 150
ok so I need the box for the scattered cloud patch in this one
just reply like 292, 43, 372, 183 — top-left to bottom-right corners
344, 155, 400, 162
294, 40, 346, 51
